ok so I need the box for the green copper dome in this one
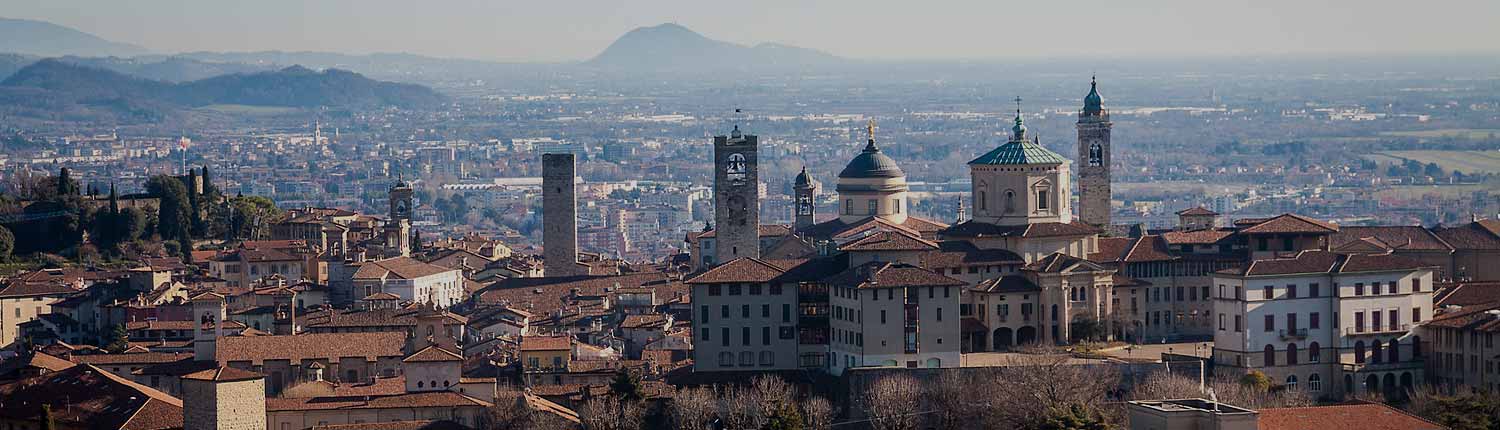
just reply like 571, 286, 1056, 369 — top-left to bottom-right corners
969, 138, 1069, 166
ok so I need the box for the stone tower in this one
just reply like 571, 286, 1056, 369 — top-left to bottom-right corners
191, 292, 226, 362
182, 367, 266, 430
1076, 76, 1113, 228
713, 125, 759, 264
793, 166, 816, 231
385, 179, 414, 257
542, 153, 583, 277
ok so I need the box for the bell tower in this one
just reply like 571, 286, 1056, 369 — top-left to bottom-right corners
1076, 76, 1113, 228
385, 178, 414, 257
713, 125, 759, 264
793, 166, 816, 231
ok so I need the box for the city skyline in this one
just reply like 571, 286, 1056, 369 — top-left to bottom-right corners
4, 0, 1500, 62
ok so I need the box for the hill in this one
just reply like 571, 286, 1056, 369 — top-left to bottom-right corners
0, 60, 446, 123
586, 23, 844, 72
0, 17, 149, 57
57, 56, 276, 82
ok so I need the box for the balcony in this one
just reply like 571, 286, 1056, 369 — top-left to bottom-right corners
1278, 328, 1308, 340
1344, 324, 1410, 336
1340, 359, 1424, 373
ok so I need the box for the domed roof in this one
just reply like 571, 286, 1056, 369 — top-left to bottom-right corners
794, 166, 814, 187
838, 140, 905, 179
1083, 76, 1104, 115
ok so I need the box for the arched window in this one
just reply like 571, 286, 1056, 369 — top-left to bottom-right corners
1309, 342, 1321, 363
1088, 143, 1103, 167
978, 191, 987, 210
1004, 190, 1015, 213
1308, 373, 1322, 392
417, 381, 424, 388
1371, 340, 1384, 364
1285, 375, 1298, 390
1264, 344, 1276, 366
1286, 343, 1298, 365
1389, 339, 1400, 363
1354, 341, 1366, 363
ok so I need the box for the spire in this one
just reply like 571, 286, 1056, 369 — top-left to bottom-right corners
1011, 97, 1027, 141
863, 119, 879, 152
1083, 75, 1104, 116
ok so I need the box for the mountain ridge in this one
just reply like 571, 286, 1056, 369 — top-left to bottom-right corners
0, 17, 149, 57
586, 23, 845, 72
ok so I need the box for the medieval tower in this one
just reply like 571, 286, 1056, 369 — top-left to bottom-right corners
793, 166, 816, 231
384, 179, 414, 257
713, 125, 760, 264
542, 153, 583, 277
1076, 76, 1113, 228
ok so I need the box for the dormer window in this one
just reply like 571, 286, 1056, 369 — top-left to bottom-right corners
1036, 190, 1049, 211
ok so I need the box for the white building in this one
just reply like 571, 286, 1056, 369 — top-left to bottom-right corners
1212, 250, 1435, 398
827, 262, 965, 375
350, 257, 466, 308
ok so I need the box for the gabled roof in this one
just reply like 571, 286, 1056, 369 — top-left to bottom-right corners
1433, 220, 1500, 250
1175, 207, 1218, 216
1236, 213, 1338, 235
1025, 253, 1110, 274
839, 230, 939, 252
797, 215, 947, 240
919, 241, 1024, 268
1330, 226, 1453, 252
1088, 237, 1134, 263
1219, 250, 1433, 277
0, 364, 183, 430
1122, 235, 1176, 263
974, 275, 1041, 293
182, 366, 264, 382
352, 257, 454, 280
1161, 229, 1234, 246
520, 335, 571, 351
217, 332, 408, 364
686, 258, 786, 284
1435, 281, 1500, 308
941, 220, 1100, 239
824, 262, 966, 290
403, 345, 463, 363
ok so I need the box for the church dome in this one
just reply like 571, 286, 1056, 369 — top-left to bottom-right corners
1083, 76, 1104, 115
794, 166, 814, 187
838, 140, 905, 179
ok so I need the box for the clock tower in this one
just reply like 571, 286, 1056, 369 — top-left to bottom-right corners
384, 178, 414, 257
793, 166, 816, 231
713, 125, 759, 265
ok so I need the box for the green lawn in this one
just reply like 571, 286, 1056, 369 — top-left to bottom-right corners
1379, 129, 1500, 139
1366, 150, 1500, 175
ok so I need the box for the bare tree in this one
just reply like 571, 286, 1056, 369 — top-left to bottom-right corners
488, 390, 578, 430
927, 369, 989, 430
716, 384, 766, 430
670, 387, 718, 430
801, 396, 835, 430
578, 396, 644, 430
980, 352, 1119, 429
860, 373, 924, 430
1128, 371, 1314, 409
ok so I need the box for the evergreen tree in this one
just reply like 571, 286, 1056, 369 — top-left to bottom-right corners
104, 324, 130, 353
146, 175, 192, 242
0, 225, 13, 262
108, 184, 119, 215
609, 370, 643, 402
56, 167, 75, 197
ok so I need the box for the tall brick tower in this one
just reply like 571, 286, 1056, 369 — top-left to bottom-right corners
384, 178, 414, 257
793, 166, 816, 231
713, 125, 759, 264
542, 153, 582, 277
1076, 76, 1113, 228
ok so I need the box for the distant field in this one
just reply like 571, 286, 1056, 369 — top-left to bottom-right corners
1366, 150, 1500, 175
1379, 129, 1500, 139
193, 104, 302, 116
1114, 181, 1253, 196
1376, 184, 1492, 200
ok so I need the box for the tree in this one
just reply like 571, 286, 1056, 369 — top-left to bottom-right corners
1037, 405, 1109, 430
860, 374, 924, 430
801, 396, 835, 430
579, 396, 644, 430
0, 225, 13, 262
1240, 370, 1272, 392
609, 370, 644, 402
1410, 390, 1499, 430
146, 175, 191, 242
40, 405, 56, 430
669, 387, 717, 430
56, 167, 77, 197
104, 324, 130, 353
1069, 316, 1108, 343
1129, 371, 1311, 409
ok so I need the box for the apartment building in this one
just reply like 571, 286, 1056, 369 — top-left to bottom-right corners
1212, 250, 1435, 398
827, 262, 964, 375
686, 258, 800, 372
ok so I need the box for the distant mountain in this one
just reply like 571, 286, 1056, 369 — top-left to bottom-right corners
0, 60, 445, 123
0, 17, 149, 57
0, 53, 38, 81
587, 23, 845, 72
56, 56, 276, 82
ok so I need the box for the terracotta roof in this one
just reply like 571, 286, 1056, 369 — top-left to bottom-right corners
1257, 402, 1443, 430
1161, 229, 1234, 246
1433, 221, 1500, 250
686, 258, 786, 284
266, 391, 491, 411
1088, 237, 1133, 263
1220, 251, 1433, 277
1175, 207, 1218, 216
695, 224, 793, 239
311, 420, 472, 430
352, 257, 455, 280
1122, 235, 1176, 262
825, 262, 966, 290
941, 220, 1099, 239
302, 307, 464, 330
217, 332, 407, 364
72, 352, 195, 365
520, 335, 571, 351
125, 320, 247, 332
403, 345, 463, 363
839, 230, 939, 252
182, 366, 265, 382
1236, 213, 1338, 235
0, 279, 79, 298
1436, 281, 1500, 308
974, 275, 1041, 293
919, 241, 1024, 268
797, 216, 946, 240
0, 364, 183, 430
1026, 253, 1109, 273
475, 272, 680, 318
1330, 226, 1453, 252
1111, 274, 1152, 287
765, 257, 848, 283
620, 314, 669, 329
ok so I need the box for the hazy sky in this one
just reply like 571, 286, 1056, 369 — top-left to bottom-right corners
5, 0, 1497, 62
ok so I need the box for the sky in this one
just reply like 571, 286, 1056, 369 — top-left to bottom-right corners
4, 0, 1498, 62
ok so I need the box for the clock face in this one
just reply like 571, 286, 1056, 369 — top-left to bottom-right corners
395, 200, 410, 217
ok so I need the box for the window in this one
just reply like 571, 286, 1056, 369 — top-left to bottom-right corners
1309, 342, 1321, 363
1264, 315, 1275, 332
721, 328, 730, 347
1287, 284, 1297, 299
894, 199, 901, 214
1354, 341, 1366, 363
1287, 343, 1299, 364
1354, 283, 1364, 296
1413, 278, 1422, 292
1373, 311, 1383, 333
845, 199, 853, 214
742, 305, 750, 318
1264, 285, 1273, 300
1354, 311, 1365, 332
760, 351, 774, 366
1234, 315, 1243, 332
1309, 283, 1320, 297
1413, 307, 1422, 323
1036, 190, 1049, 210
1287, 313, 1298, 332
1264, 345, 1276, 366
770, 284, 782, 295
742, 327, 751, 346
762, 304, 771, 318
1310, 312, 1320, 330
937, 308, 944, 321
1218, 313, 1226, 331
782, 304, 791, 323
1389, 309, 1399, 331
1235, 286, 1243, 300
750, 284, 761, 295
1286, 375, 1298, 390
1308, 373, 1321, 392
763, 327, 771, 345
721, 305, 729, 319
708, 285, 721, 296
719, 352, 732, 367
868, 199, 878, 215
